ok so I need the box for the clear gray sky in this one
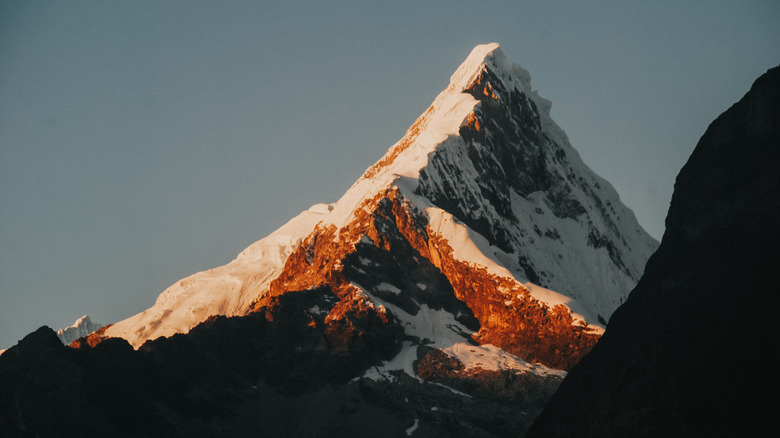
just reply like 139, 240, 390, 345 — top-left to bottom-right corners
1, 1, 778, 348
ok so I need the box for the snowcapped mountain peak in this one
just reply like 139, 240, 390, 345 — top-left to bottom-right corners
447, 43, 504, 91
451, 43, 532, 96
103, 44, 657, 370
55, 315, 104, 346
73, 315, 90, 326
354, 42, 551, 192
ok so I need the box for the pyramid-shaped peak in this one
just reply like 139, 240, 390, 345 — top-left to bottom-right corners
448, 43, 532, 96
463, 42, 502, 65
102, 45, 657, 353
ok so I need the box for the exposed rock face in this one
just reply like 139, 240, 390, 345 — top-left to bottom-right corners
256, 189, 599, 371
528, 66, 780, 437
414, 50, 657, 317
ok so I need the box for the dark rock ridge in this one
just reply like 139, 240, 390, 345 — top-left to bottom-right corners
527, 65, 780, 437
0, 304, 561, 437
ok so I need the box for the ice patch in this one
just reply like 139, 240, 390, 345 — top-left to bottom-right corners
376, 282, 402, 295
430, 382, 472, 398
307, 305, 328, 316
405, 418, 419, 436
443, 343, 567, 377
364, 341, 420, 382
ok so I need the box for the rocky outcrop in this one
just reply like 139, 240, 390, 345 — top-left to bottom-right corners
256, 188, 599, 370
68, 324, 111, 349
528, 66, 780, 437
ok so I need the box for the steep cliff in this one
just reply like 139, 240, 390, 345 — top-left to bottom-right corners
528, 65, 780, 437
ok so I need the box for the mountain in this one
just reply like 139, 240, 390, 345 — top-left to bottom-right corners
104, 43, 656, 370
0, 43, 657, 437
55, 315, 104, 346
527, 66, 780, 437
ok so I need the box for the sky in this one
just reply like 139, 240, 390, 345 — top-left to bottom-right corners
1, 1, 778, 349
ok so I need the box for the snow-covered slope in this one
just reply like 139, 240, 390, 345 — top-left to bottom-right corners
104, 205, 330, 347
105, 43, 658, 372
55, 315, 104, 346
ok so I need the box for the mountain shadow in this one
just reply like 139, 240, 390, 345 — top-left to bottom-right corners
527, 65, 780, 437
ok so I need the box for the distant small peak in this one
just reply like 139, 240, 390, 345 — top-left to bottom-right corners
21, 326, 63, 350
75, 315, 91, 324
